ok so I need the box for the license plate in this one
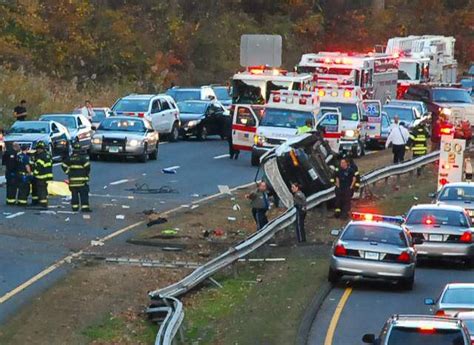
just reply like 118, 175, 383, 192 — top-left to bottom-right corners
429, 234, 443, 242
308, 168, 318, 181
364, 252, 380, 260
108, 146, 120, 153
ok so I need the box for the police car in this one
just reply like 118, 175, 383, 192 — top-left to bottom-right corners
435, 182, 474, 222
329, 212, 418, 289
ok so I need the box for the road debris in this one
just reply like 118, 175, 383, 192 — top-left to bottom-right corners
126, 183, 178, 194
227, 216, 237, 221
90, 240, 104, 247
116, 215, 125, 220
83, 214, 91, 220
110, 179, 129, 186
218, 185, 231, 195
191, 204, 199, 210
146, 217, 167, 227
162, 166, 180, 174
121, 205, 130, 209
232, 204, 241, 211
5, 212, 25, 219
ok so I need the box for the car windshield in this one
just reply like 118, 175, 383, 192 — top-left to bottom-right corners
167, 89, 201, 102
177, 102, 208, 114
213, 87, 231, 101
99, 118, 145, 132
433, 89, 472, 103
341, 225, 407, 246
405, 209, 470, 227
92, 109, 107, 121
387, 327, 465, 345
113, 99, 149, 112
41, 115, 77, 128
390, 102, 424, 116
260, 109, 313, 129
321, 102, 358, 121
9, 122, 49, 134
439, 186, 474, 201
383, 106, 414, 123
442, 287, 474, 304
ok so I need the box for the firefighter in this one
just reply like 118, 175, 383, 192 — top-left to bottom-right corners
334, 158, 356, 219
408, 122, 429, 176
32, 141, 53, 209
291, 182, 307, 243
297, 119, 313, 135
2, 142, 20, 205
16, 144, 33, 206
62, 143, 91, 212
331, 154, 360, 194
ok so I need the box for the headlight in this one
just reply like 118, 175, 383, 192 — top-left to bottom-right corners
92, 137, 102, 145
187, 120, 200, 128
128, 139, 140, 146
344, 129, 356, 138
441, 108, 452, 116
254, 135, 266, 146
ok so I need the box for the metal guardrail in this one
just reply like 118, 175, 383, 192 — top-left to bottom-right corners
149, 150, 440, 344
147, 297, 184, 345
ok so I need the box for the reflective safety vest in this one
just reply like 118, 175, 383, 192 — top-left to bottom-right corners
409, 126, 429, 156
33, 151, 53, 180
62, 153, 90, 187
297, 125, 312, 135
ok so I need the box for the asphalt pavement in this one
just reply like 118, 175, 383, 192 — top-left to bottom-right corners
0, 138, 257, 324
307, 259, 474, 345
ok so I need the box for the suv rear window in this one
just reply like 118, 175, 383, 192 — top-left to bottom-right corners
388, 326, 466, 345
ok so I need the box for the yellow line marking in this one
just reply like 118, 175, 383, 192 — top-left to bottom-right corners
324, 287, 353, 345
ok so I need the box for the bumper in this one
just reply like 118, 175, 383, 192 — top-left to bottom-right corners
330, 256, 415, 279
180, 125, 198, 136
339, 139, 358, 152
414, 242, 474, 258
367, 137, 386, 145
90, 144, 145, 156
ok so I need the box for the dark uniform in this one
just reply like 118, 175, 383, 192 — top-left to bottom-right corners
249, 190, 269, 230
17, 148, 32, 206
32, 142, 53, 208
408, 124, 429, 175
293, 190, 307, 243
2, 147, 20, 205
334, 166, 356, 219
62, 143, 91, 212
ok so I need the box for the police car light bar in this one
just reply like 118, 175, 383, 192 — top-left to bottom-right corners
351, 212, 404, 224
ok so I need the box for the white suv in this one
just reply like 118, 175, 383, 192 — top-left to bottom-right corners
111, 94, 180, 141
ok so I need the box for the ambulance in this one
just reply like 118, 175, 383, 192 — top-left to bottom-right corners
297, 52, 398, 103
315, 84, 382, 157
231, 66, 313, 105
232, 90, 343, 166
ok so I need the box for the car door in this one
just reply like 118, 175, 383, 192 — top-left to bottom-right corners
232, 105, 260, 151
316, 112, 342, 153
158, 97, 174, 133
150, 99, 165, 132
167, 98, 180, 126
361, 100, 382, 140
206, 104, 224, 135
144, 120, 158, 149
77, 115, 92, 146
50, 122, 65, 156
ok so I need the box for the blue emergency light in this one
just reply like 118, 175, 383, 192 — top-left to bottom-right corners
351, 212, 404, 225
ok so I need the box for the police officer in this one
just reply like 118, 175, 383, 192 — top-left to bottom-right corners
2, 143, 20, 205
62, 143, 91, 212
246, 181, 270, 230
334, 158, 356, 219
17, 144, 33, 206
297, 119, 313, 135
291, 182, 307, 243
32, 141, 53, 209
408, 122, 429, 175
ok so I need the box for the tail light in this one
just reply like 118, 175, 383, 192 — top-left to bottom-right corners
397, 251, 411, 263
289, 150, 299, 167
137, 113, 144, 118
318, 89, 326, 97
460, 231, 472, 243
435, 310, 446, 317
273, 95, 281, 103
334, 244, 347, 257
299, 98, 307, 105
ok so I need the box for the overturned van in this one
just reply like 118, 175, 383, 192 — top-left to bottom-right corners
261, 131, 338, 208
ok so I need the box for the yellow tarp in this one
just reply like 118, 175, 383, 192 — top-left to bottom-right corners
47, 181, 71, 197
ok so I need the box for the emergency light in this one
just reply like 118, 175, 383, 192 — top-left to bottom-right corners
351, 212, 404, 224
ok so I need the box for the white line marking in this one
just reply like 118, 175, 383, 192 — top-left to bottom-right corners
5, 212, 25, 219
90, 193, 135, 200
213, 154, 230, 160
109, 179, 129, 186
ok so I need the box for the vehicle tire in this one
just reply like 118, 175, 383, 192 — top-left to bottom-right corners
197, 125, 208, 141
138, 144, 148, 163
399, 275, 414, 291
169, 123, 179, 142
90, 153, 99, 161
328, 267, 341, 284
149, 144, 158, 160
251, 151, 260, 167
352, 140, 365, 158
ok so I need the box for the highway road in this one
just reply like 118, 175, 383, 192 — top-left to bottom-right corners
0, 138, 257, 324
307, 260, 474, 345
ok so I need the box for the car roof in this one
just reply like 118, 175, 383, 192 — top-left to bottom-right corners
40, 113, 77, 117
391, 315, 462, 329
445, 283, 474, 289
383, 105, 414, 110
409, 203, 466, 212
390, 100, 424, 104
441, 182, 474, 188
457, 311, 474, 320
104, 116, 145, 121
179, 100, 211, 104
13, 120, 48, 125
122, 94, 157, 100
169, 88, 203, 92
346, 220, 403, 231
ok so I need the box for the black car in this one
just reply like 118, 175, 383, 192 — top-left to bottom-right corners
177, 100, 230, 140
3, 120, 71, 159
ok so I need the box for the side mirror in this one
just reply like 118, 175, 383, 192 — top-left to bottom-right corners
148, 128, 155, 133
424, 298, 435, 305
91, 126, 97, 131
428, 192, 436, 199
330, 229, 341, 236
413, 237, 423, 245
362, 334, 376, 344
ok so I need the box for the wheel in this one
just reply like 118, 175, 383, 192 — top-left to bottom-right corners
149, 144, 158, 160
399, 275, 414, 290
197, 125, 208, 141
90, 153, 99, 161
251, 151, 260, 166
351, 140, 365, 158
169, 123, 179, 142
138, 144, 148, 163
328, 267, 341, 284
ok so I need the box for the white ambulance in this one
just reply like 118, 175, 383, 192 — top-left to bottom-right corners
316, 84, 382, 157
297, 52, 398, 103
